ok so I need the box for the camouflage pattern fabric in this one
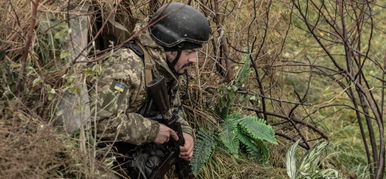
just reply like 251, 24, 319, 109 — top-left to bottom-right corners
89, 21, 194, 145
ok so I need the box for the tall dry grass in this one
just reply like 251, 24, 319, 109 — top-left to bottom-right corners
0, 0, 315, 178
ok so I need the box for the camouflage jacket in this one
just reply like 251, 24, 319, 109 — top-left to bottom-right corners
89, 24, 194, 145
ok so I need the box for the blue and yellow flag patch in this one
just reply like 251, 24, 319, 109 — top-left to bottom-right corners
113, 83, 126, 92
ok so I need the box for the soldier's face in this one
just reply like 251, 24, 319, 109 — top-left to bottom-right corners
166, 49, 198, 74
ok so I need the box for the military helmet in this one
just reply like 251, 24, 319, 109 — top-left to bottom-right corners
149, 2, 210, 51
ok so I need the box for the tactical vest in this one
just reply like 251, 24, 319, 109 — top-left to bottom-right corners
124, 41, 159, 118
120, 41, 166, 178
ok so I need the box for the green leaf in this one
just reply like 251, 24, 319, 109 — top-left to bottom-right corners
219, 114, 240, 158
286, 140, 299, 179
60, 50, 70, 59
215, 87, 235, 119
298, 141, 328, 176
225, 113, 242, 122
54, 28, 69, 40
32, 77, 42, 87
286, 141, 338, 179
191, 128, 217, 176
234, 53, 251, 88
215, 52, 251, 118
103, 156, 115, 168
238, 132, 269, 162
317, 168, 339, 178
238, 116, 277, 144
17, 113, 29, 122
46, 84, 56, 101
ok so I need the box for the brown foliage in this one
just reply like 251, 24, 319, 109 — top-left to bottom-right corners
0, 110, 75, 178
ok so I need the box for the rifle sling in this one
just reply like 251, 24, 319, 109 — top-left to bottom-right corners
124, 40, 154, 85
137, 42, 153, 85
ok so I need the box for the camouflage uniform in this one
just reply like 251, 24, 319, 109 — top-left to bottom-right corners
89, 22, 194, 146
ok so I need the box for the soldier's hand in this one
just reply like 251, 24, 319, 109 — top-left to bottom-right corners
153, 124, 179, 144
179, 133, 194, 161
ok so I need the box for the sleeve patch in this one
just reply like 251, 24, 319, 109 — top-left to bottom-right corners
113, 83, 126, 92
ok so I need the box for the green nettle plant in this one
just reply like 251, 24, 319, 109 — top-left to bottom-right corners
191, 54, 277, 175
286, 140, 339, 179
220, 113, 277, 161
191, 128, 217, 175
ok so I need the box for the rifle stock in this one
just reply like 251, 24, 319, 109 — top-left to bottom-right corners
147, 77, 170, 117
147, 77, 193, 179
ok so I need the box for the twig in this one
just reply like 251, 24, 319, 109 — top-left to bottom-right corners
17, 0, 40, 96
249, 0, 272, 121
275, 132, 310, 150
236, 90, 313, 106
9, 1, 22, 35
240, 105, 329, 140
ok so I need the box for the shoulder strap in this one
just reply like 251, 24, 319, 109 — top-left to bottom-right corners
124, 41, 153, 84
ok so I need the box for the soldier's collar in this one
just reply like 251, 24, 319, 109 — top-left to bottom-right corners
135, 22, 178, 82
135, 20, 181, 83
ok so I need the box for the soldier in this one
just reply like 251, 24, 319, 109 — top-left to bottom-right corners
89, 2, 210, 178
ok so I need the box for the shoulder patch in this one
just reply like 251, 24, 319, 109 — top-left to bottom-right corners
113, 83, 126, 92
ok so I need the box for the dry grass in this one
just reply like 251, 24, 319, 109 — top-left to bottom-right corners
0, 0, 308, 178
0, 1, 120, 178
0, 108, 77, 178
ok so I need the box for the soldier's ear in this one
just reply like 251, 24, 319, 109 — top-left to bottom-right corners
165, 51, 177, 62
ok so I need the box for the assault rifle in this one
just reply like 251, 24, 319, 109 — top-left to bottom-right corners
146, 76, 194, 179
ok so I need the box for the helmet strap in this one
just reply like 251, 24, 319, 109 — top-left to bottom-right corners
167, 50, 183, 76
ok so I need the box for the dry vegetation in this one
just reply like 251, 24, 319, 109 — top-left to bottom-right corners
1, 0, 385, 178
